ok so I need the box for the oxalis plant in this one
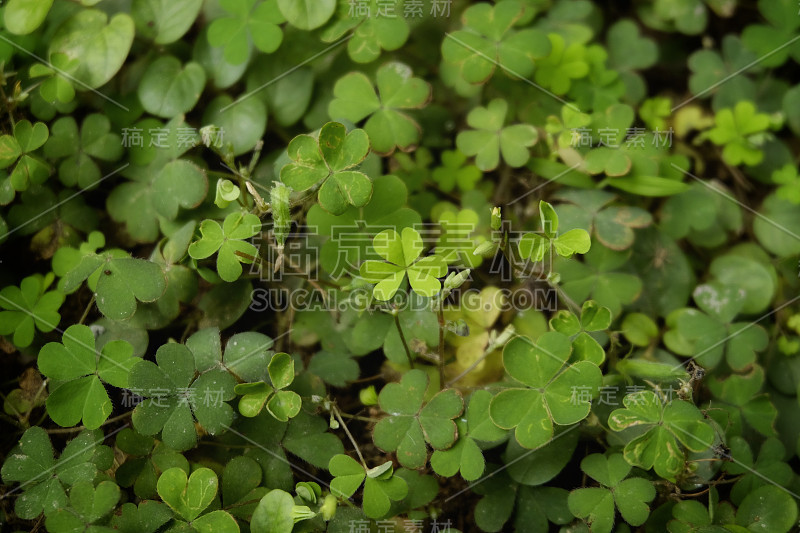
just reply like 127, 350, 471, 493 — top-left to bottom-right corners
1, 1, 800, 532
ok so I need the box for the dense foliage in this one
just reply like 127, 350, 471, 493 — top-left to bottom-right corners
0, 0, 799, 532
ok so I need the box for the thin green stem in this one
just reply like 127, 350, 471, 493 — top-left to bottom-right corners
393, 312, 414, 369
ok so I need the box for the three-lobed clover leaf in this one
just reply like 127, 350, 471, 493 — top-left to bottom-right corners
39, 324, 138, 429
430, 389, 506, 481
707, 365, 777, 437
208, 0, 285, 65
56, 236, 167, 321
188, 212, 262, 282
772, 164, 800, 204
518, 200, 592, 261
321, 0, 409, 64
705, 101, 772, 166
106, 117, 207, 243
489, 332, 602, 449
329, 62, 431, 155
441, 0, 550, 84
549, 300, 612, 365
567, 453, 656, 533
43, 114, 124, 189
157, 466, 239, 531
233, 352, 301, 421
372, 369, 463, 469
328, 455, 409, 519
533, 34, 590, 95
608, 390, 715, 480
431, 150, 482, 193
280, 122, 373, 215
359, 227, 448, 301
1, 428, 104, 519
554, 242, 642, 317
741, 0, 800, 68
45, 481, 120, 533
455, 99, 538, 171
129, 342, 236, 451
0, 273, 64, 347
552, 189, 652, 251
0, 119, 50, 200
664, 281, 768, 370
687, 35, 759, 111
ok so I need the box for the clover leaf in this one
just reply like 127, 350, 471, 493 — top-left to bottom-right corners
330, 455, 408, 519
771, 164, 800, 204
706, 101, 771, 166
1, 428, 104, 519
43, 114, 124, 189
567, 453, 656, 533
321, 0, 409, 64
129, 342, 236, 451
441, 0, 550, 84
707, 365, 777, 437
660, 181, 743, 248
553, 189, 652, 251
0, 273, 64, 347
549, 300, 612, 365
45, 480, 120, 533
555, 243, 642, 316
280, 122, 372, 215
687, 35, 759, 111
359, 227, 448, 300
431, 150, 482, 193
234, 352, 301, 421
430, 390, 505, 481
719, 437, 792, 509
106, 117, 206, 242
608, 391, 715, 480
489, 332, 602, 449
188, 212, 262, 282
372, 369, 463, 469
56, 238, 167, 321
607, 19, 658, 72
456, 99, 538, 171
741, 0, 800, 68
664, 282, 768, 370
519, 200, 592, 261
186, 326, 273, 381
534, 34, 589, 95
208, 0, 285, 65
0, 119, 50, 199
39, 325, 138, 429
329, 62, 431, 155
158, 467, 240, 532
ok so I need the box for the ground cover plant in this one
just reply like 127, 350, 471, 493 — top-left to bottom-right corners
0, 0, 800, 531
